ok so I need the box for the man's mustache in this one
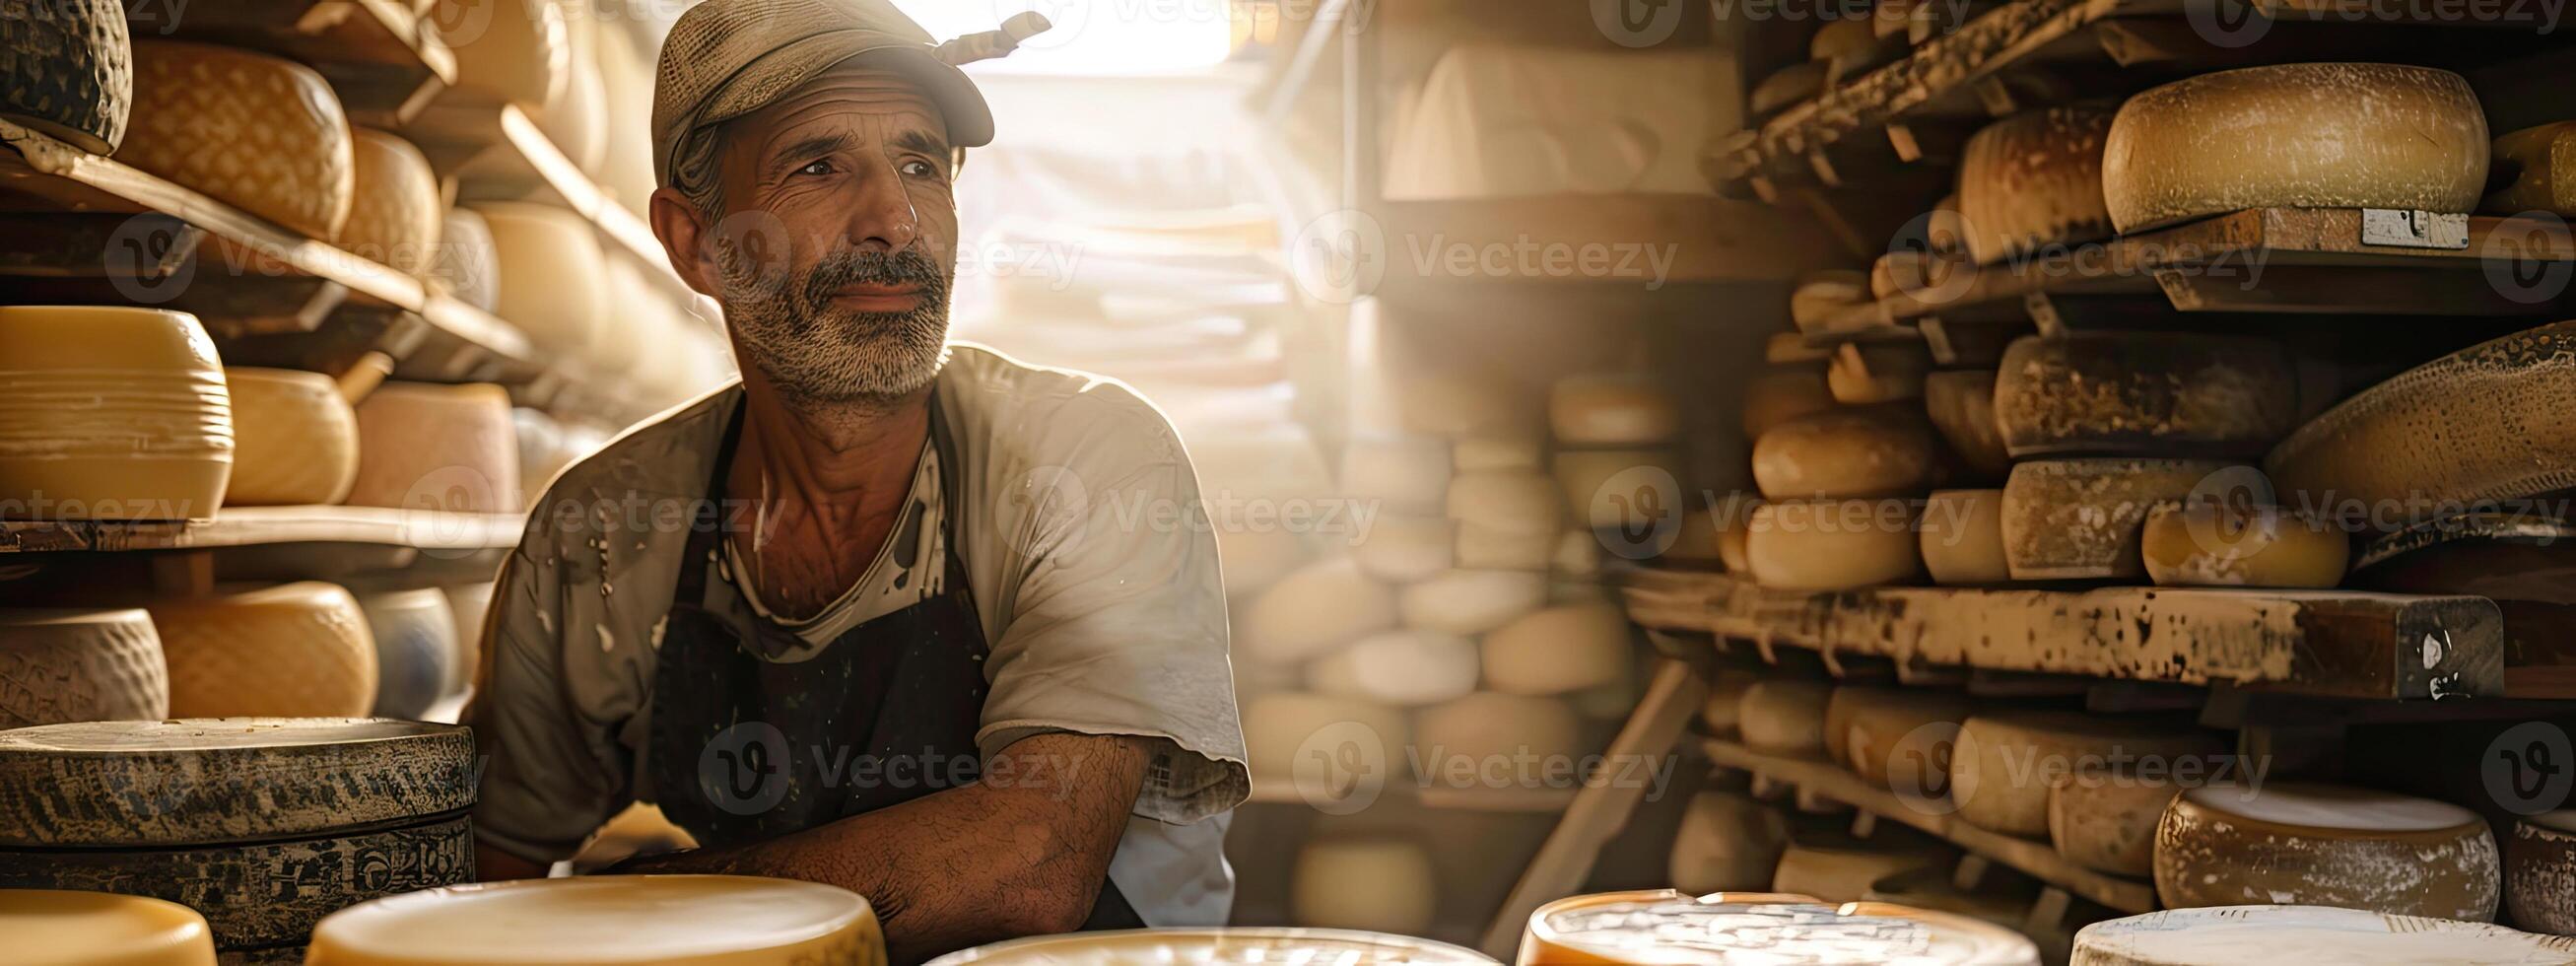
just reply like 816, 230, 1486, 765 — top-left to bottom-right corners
801, 248, 948, 309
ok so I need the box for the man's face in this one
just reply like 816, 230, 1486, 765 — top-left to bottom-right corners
706, 61, 959, 404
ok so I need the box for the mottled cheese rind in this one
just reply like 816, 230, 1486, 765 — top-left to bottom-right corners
1829, 686, 1972, 790
1525, 891, 2038, 966
0, 609, 167, 729
1996, 333, 2302, 459
0, 1, 130, 155
2000, 459, 2233, 580
2154, 783, 2499, 922
2507, 814, 2576, 936
123, 40, 353, 241
2139, 502, 2348, 588
341, 129, 442, 278
1737, 679, 1835, 758
1951, 711, 2218, 838
937, 928, 1489, 965
1960, 107, 2117, 264
1752, 407, 1943, 500
2048, 768, 2178, 877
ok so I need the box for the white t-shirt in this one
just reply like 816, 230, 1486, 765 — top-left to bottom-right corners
467, 344, 1250, 927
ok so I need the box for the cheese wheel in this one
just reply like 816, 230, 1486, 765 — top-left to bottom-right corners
2140, 502, 2348, 588
146, 584, 378, 720
305, 875, 881, 966
592, 25, 658, 214
1400, 570, 1547, 635
221, 368, 359, 507
1751, 406, 1942, 500
1350, 514, 1453, 583
341, 129, 441, 278
2048, 767, 2178, 877
1828, 342, 1932, 405
1550, 375, 1680, 446
1790, 271, 1869, 332
1456, 431, 1544, 472
1307, 630, 1479, 707
1457, 522, 1555, 572
1950, 711, 2218, 838
1699, 672, 1754, 736
1415, 692, 1583, 783
2000, 459, 2232, 581
1737, 679, 1834, 758
1751, 62, 1825, 117
441, 584, 494, 695
2507, 811, 2576, 935
0, 719, 472, 848
1923, 371, 2010, 479
1996, 333, 2303, 459
2, 889, 215, 966
1290, 838, 1437, 935
355, 589, 457, 720
1744, 499, 1922, 591
432, 208, 503, 312
1772, 841, 1951, 904
349, 381, 523, 515
468, 202, 607, 357
1554, 448, 1686, 531
2073, 905, 2572, 966
1482, 603, 1628, 696
2155, 782, 2499, 921
0, 306, 232, 521
2485, 121, 2576, 216
1522, 890, 2038, 966
123, 41, 353, 240
1671, 793, 1792, 894
1919, 489, 2008, 586
1828, 686, 1972, 790
1243, 692, 1411, 786
1448, 471, 1564, 534
2102, 64, 2489, 233
935, 929, 1491, 965
1241, 557, 1398, 664
0, 0, 129, 154
1958, 107, 2116, 264
0, 609, 166, 729
1743, 368, 1837, 440
1343, 437, 1453, 515
433, 0, 570, 107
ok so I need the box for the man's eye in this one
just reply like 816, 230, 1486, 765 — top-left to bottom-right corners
900, 160, 937, 177
797, 160, 835, 176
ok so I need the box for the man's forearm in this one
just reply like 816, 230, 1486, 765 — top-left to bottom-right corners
617, 732, 1150, 961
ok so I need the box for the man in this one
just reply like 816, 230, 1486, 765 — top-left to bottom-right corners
465, 1, 1248, 959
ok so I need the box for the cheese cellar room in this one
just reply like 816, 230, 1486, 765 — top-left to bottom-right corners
6, 0, 2576, 962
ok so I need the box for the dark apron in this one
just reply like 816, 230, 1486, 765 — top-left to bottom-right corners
647, 394, 1143, 934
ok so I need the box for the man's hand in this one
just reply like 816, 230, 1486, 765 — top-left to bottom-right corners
611, 731, 1150, 963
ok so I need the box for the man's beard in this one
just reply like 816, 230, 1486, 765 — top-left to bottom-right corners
716, 243, 953, 406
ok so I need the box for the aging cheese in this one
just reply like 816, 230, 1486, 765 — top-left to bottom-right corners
2000, 459, 2232, 581
1919, 489, 2008, 586
1772, 841, 1952, 904
1744, 500, 1923, 591
1670, 793, 1792, 895
0, 719, 473, 848
355, 589, 457, 720
2154, 782, 2500, 921
146, 584, 378, 720
2048, 767, 2178, 877
1557, 527, 1607, 578
1415, 692, 1583, 783
1829, 686, 1972, 790
934, 929, 1491, 965
1400, 570, 1547, 635
1950, 711, 2218, 838
2506, 811, 2576, 935
1924, 371, 2010, 479
1958, 107, 2116, 264
1737, 679, 1834, 758
349, 381, 522, 515
1456, 431, 1543, 473
1829, 342, 1932, 405
2102, 64, 2489, 233
1242, 692, 1411, 785
1743, 368, 1838, 440
221, 368, 359, 507
432, 208, 503, 312
1343, 437, 1453, 515
1482, 603, 1629, 696
592, 25, 658, 213
0, 306, 232, 520
1, 889, 214, 966
1699, 671, 1754, 737
305, 875, 882, 966
1350, 514, 1453, 583
1241, 557, 1398, 664
1290, 838, 1437, 935
0, 609, 166, 729
1553, 448, 1685, 530
1550, 375, 1680, 446
1448, 471, 1564, 534
1751, 406, 1942, 500
1307, 630, 1480, 708
2139, 502, 2348, 588
1790, 271, 1870, 333
432, 0, 570, 107
2485, 121, 2576, 216
1457, 522, 1555, 571
124, 41, 353, 241
342, 129, 441, 278
0, 0, 129, 154
1996, 333, 2302, 458
1520, 890, 2038, 966
2073, 905, 2574, 966
467, 202, 608, 357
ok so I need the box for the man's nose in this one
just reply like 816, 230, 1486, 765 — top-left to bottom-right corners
843, 159, 921, 253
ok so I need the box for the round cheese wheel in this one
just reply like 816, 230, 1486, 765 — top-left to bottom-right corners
1919, 489, 2009, 586
222, 368, 360, 507
2048, 767, 2178, 878
1791, 271, 1870, 332
1923, 371, 2010, 479
350, 381, 523, 515
355, 589, 457, 720
1737, 679, 1834, 758
432, 0, 570, 107
1744, 500, 1923, 591
1958, 107, 2116, 264
1350, 514, 1453, 584
1751, 406, 1942, 500
1401, 570, 1547, 636
469, 202, 608, 357
0, 1, 130, 155
1482, 603, 1628, 697
2485, 121, 2576, 217
1829, 342, 1932, 405
305, 875, 880, 966
1456, 431, 1544, 473
1307, 630, 1479, 707
146, 584, 378, 720
1523, 890, 2038, 966
1415, 692, 1582, 785
2140, 502, 2348, 588
1457, 522, 1556, 572
2000, 459, 2233, 581
0, 719, 472, 848
1449, 471, 1564, 534
342, 129, 441, 278
591, 23, 658, 214
1996, 333, 2303, 459
1, 889, 214, 966
1671, 793, 1793, 895
2507, 811, 2576, 935
2105, 64, 2488, 233
1241, 558, 1398, 664
1827, 686, 1972, 790
1551, 375, 1680, 446
123, 40, 353, 240
2074, 905, 2570, 965
433, 207, 503, 312
0, 609, 167, 729
2155, 782, 2499, 921
0, 306, 232, 521
1772, 841, 1952, 905
441, 583, 493, 695
1343, 437, 1453, 515
1290, 838, 1437, 935
1699, 672, 1754, 737
1951, 711, 2218, 838
1242, 693, 1410, 785
1553, 448, 1686, 531
931, 929, 1491, 965
1743, 368, 1838, 441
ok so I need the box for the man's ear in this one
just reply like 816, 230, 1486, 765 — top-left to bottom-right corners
648, 186, 721, 299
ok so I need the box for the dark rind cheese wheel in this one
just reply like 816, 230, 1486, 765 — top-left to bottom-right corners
0, 0, 130, 154
2507, 812, 2576, 936
2154, 782, 2498, 922
0, 814, 473, 950
2485, 121, 2576, 216
1996, 333, 2302, 459
0, 719, 474, 848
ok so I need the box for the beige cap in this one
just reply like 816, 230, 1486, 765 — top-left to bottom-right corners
650, 0, 995, 186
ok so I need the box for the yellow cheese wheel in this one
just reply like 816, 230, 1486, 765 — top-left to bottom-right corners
221, 367, 359, 507
434, 207, 503, 312
1671, 792, 1792, 894
2140, 502, 2348, 588
1751, 406, 1942, 500
1456, 431, 1544, 473
1772, 841, 1951, 905
1415, 692, 1583, 783
1951, 711, 2218, 838
469, 202, 608, 357
1828, 342, 1931, 404
1923, 371, 2010, 479
1550, 374, 1680, 446
1737, 678, 1834, 758
432, 0, 570, 107
2, 888, 215, 966
1448, 471, 1564, 534
0, 306, 232, 520
1552, 448, 1685, 530
1519, 890, 2037, 966
2048, 767, 2179, 877
1958, 107, 2116, 264
2103, 64, 2489, 233
1790, 270, 1869, 332
305, 875, 883, 966
146, 583, 378, 719
0, 609, 168, 729
1349, 514, 1453, 584
1400, 569, 1547, 635
1699, 671, 1754, 736
1919, 489, 2008, 586
1744, 500, 1922, 590
1290, 837, 1438, 935
1241, 557, 1398, 665
1242, 692, 1411, 786
2156, 783, 2499, 921
349, 381, 523, 514
2000, 459, 2233, 581
356, 588, 458, 720
1827, 686, 1972, 790
1743, 367, 1837, 441
122, 40, 353, 241
935, 929, 1491, 965
1308, 630, 1480, 708
342, 129, 442, 278
2485, 121, 2576, 216
1482, 603, 1629, 697
2074, 905, 2569, 965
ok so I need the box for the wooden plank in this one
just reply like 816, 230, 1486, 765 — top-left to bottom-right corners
0, 507, 524, 555
126, 0, 456, 126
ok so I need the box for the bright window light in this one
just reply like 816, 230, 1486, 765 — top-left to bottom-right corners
895, 0, 1238, 76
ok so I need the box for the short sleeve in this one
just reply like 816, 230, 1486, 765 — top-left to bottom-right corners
464, 522, 636, 863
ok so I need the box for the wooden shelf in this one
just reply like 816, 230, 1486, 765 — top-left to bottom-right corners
404, 103, 699, 309
130, 0, 457, 127
1, 507, 522, 555
1362, 195, 1843, 290
1619, 568, 2504, 701
1700, 737, 2161, 915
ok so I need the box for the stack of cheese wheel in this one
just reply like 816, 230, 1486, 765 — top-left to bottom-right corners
432, 0, 569, 109
221, 367, 362, 507
307, 876, 883, 966
0, 719, 477, 960
1957, 106, 2115, 265
0, 307, 233, 520
348, 381, 523, 515
1518, 890, 2038, 965
355, 589, 458, 720
0, 0, 131, 155
0, 609, 168, 728
2073, 906, 2569, 965
122, 40, 353, 259
1549, 372, 1687, 565
468, 202, 609, 359
145, 583, 377, 718
1950, 711, 2218, 839
931, 929, 1494, 964
2153, 782, 2500, 921
2, 889, 216, 966
1746, 397, 1936, 591
1290, 836, 1439, 935
341, 128, 441, 278
2506, 810, 2576, 935
1669, 791, 1793, 894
